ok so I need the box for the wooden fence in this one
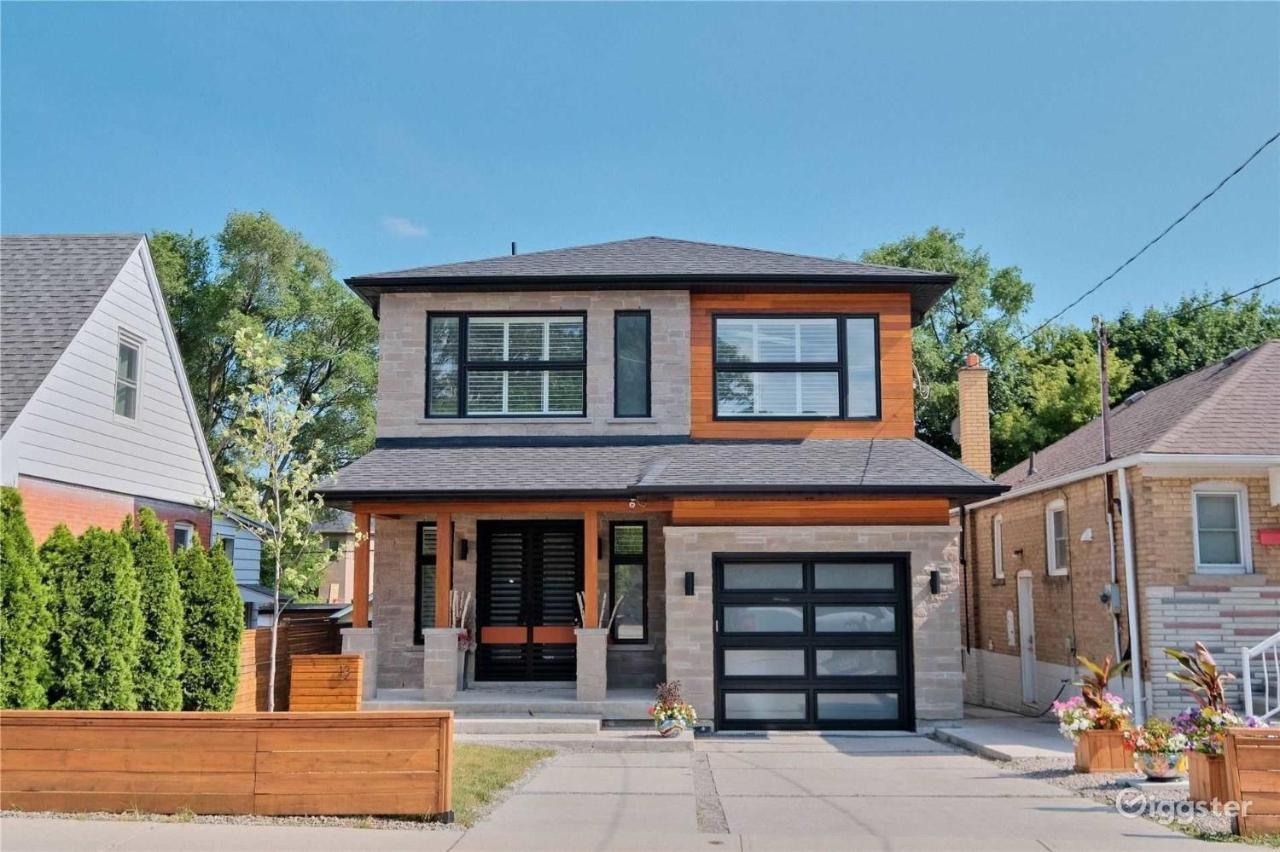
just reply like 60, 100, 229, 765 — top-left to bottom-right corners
289, 655, 363, 712
0, 711, 453, 819
1226, 726, 1280, 837
233, 617, 342, 712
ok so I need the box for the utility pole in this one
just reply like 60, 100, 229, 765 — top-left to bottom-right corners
1094, 315, 1113, 462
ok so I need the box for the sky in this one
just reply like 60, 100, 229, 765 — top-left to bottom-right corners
2, 2, 1277, 329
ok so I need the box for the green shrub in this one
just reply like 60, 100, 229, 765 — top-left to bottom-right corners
41, 524, 86, 708
124, 510, 184, 710
177, 536, 242, 710
0, 487, 51, 708
78, 526, 143, 709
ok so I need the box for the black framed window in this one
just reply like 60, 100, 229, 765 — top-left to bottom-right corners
614, 311, 651, 418
426, 312, 587, 417
609, 522, 647, 643
712, 315, 880, 420
413, 522, 438, 644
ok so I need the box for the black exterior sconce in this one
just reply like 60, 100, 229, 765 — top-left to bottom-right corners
684, 572, 696, 596
458, 538, 469, 560
929, 570, 941, 594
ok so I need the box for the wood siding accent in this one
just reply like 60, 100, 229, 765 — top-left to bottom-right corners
287, 655, 363, 712
0, 711, 453, 819
583, 509, 599, 627
689, 291, 915, 440
1226, 726, 1280, 836
354, 498, 673, 517
531, 626, 577, 643
480, 626, 526, 644
353, 511, 371, 628
670, 496, 951, 526
435, 511, 452, 628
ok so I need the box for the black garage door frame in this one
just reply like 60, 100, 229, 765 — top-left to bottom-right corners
712, 551, 915, 731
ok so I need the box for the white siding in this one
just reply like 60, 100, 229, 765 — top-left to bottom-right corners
213, 515, 264, 585
0, 244, 216, 505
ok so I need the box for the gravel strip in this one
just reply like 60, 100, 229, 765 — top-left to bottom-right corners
0, 809, 452, 831
691, 752, 730, 833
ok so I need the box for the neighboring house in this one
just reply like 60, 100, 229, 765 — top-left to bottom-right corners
0, 234, 219, 544
213, 512, 266, 585
312, 510, 357, 604
317, 236, 1004, 731
962, 341, 1280, 721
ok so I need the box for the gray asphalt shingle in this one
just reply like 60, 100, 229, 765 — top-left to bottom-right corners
0, 234, 144, 434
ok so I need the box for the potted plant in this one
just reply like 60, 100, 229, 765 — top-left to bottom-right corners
1124, 717, 1189, 780
649, 681, 697, 737
1053, 654, 1133, 772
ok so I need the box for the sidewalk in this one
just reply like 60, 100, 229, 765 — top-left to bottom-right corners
934, 705, 1073, 761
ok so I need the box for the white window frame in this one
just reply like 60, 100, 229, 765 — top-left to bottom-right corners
1191, 481, 1252, 574
114, 329, 144, 421
1045, 499, 1069, 576
992, 514, 1005, 580
172, 522, 194, 550
219, 535, 236, 562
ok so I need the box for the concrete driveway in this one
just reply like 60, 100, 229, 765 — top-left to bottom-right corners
4, 733, 1218, 851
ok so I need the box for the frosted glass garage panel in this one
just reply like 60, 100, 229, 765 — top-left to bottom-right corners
722, 562, 803, 590
723, 606, 804, 633
815, 648, 897, 677
723, 648, 806, 677
814, 562, 895, 590
817, 692, 899, 721
814, 605, 895, 633
724, 692, 807, 720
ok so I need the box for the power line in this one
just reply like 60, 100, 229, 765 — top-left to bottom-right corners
1019, 129, 1280, 342
1174, 275, 1279, 316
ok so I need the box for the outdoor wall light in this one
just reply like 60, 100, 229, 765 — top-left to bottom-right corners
929, 570, 941, 594
458, 538, 469, 560
684, 572, 695, 596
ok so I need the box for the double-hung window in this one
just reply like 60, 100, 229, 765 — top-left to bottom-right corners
1193, 483, 1250, 573
713, 315, 879, 418
115, 331, 142, 419
427, 313, 586, 417
1045, 499, 1068, 576
992, 514, 1004, 580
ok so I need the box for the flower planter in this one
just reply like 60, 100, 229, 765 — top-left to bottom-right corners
1074, 729, 1130, 773
1133, 750, 1187, 781
655, 719, 684, 738
1188, 751, 1230, 807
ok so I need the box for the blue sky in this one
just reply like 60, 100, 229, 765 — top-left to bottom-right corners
3, 2, 1277, 328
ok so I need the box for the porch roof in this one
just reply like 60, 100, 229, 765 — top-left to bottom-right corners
315, 437, 1004, 501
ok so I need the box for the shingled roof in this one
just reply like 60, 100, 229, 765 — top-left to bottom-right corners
0, 234, 145, 434
346, 236, 956, 322
997, 339, 1280, 494
316, 437, 1002, 500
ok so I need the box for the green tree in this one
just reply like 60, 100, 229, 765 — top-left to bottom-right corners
123, 510, 185, 710
212, 327, 336, 709
176, 535, 243, 710
40, 525, 85, 707
1109, 290, 1280, 395
859, 227, 1035, 458
0, 487, 51, 708
150, 212, 378, 475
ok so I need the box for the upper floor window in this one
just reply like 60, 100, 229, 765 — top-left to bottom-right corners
1045, 499, 1068, 576
614, 311, 651, 418
115, 331, 143, 419
427, 313, 586, 417
992, 514, 1005, 580
712, 315, 878, 419
1192, 482, 1251, 573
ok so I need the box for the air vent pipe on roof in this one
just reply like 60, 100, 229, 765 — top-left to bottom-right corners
511, 242, 517, 256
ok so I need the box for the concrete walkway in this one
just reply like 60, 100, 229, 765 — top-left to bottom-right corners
934, 705, 1074, 760
4, 732, 1215, 851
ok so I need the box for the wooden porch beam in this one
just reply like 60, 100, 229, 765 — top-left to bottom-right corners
352, 511, 371, 628
583, 509, 599, 628
434, 512, 452, 629
350, 498, 671, 517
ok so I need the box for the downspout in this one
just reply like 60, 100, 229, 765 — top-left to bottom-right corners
959, 505, 971, 652
1105, 474, 1123, 663
1117, 466, 1145, 725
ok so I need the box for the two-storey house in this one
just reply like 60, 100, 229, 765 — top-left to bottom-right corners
318, 237, 1004, 731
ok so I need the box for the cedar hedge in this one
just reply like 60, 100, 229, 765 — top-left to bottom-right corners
0, 487, 51, 708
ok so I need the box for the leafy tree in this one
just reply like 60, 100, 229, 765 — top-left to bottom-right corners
150, 211, 378, 475
176, 535, 243, 710
859, 227, 1034, 458
40, 525, 85, 707
212, 327, 335, 709
123, 510, 185, 710
1109, 290, 1280, 395
0, 487, 51, 708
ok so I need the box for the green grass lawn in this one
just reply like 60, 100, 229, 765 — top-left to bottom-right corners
451, 743, 553, 827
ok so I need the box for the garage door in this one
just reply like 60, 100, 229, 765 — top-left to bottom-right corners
713, 553, 914, 731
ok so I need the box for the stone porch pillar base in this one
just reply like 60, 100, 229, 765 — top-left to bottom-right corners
575, 628, 609, 702
423, 628, 461, 701
340, 627, 379, 700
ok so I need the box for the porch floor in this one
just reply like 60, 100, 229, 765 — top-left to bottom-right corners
364, 683, 653, 721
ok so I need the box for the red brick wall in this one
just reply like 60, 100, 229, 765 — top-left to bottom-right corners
17, 476, 211, 549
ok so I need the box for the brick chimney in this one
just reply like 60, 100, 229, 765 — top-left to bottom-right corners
957, 352, 992, 478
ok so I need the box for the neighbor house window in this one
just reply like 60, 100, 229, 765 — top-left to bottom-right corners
218, 536, 236, 562
172, 522, 194, 551
1193, 483, 1250, 573
413, 522, 438, 643
427, 313, 586, 417
992, 514, 1004, 580
614, 311, 651, 418
609, 522, 647, 643
115, 332, 142, 419
1045, 499, 1068, 576
713, 315, 878, 418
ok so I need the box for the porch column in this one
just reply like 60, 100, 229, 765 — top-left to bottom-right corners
577, 510, 607, 701
583, 509, 599, 627
341, 509, 378, 699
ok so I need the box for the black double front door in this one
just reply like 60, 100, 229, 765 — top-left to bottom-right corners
475, 520, 583, 681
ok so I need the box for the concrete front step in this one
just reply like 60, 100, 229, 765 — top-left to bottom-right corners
454, 715, 602, 735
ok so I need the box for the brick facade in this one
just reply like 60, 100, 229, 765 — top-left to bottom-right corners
17, 474, 211, 548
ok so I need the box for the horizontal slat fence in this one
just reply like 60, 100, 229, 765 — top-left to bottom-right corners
0, 711, 453, 820
1226, 726, 1280, 837
289, 655, 363, 712
233, 616, 343, 712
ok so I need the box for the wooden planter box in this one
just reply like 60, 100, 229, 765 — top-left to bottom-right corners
289, 654, 363, 712
1188, 751, 1231, 808
1225, 726, 1280, 837
1074, 729, 1131, 773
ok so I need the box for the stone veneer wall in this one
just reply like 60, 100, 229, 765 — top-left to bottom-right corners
663, 525, 964, 727
1143, 582, 1280, 717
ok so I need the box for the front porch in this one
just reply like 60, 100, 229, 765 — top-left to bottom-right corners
364, 682, 653, 723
